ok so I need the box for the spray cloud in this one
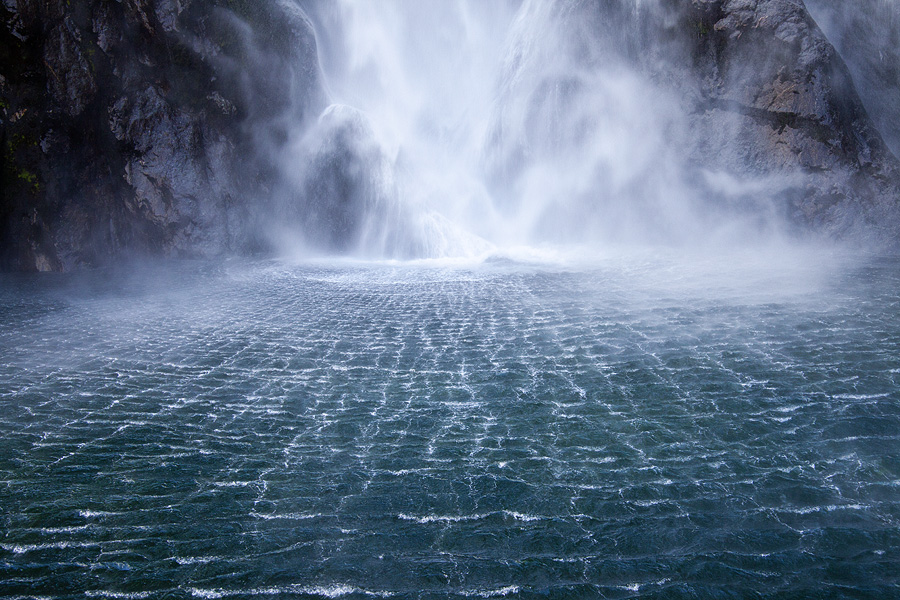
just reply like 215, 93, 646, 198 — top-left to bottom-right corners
267, 0, 884, 260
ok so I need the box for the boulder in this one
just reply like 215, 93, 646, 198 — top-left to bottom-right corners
278, 104, 405, 255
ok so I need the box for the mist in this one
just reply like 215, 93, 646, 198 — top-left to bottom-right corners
261, 0, 833, 263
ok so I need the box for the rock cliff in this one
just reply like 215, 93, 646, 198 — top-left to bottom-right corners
1, 0, 898, 270
804, 0, 900, 159
484, 0, 900, 244
0, 0, 324, 270
686, 0, 900, 240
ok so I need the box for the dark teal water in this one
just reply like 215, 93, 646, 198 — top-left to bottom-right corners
1, 252, 899, 599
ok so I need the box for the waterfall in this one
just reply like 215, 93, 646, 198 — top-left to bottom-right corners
270, 0, 859, 260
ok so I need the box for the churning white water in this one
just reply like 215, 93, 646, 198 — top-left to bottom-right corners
280, 0, 790, 260
308, 0, 515, 257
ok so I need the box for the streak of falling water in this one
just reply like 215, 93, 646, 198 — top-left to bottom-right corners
289, 0, 797, 260
294, 0, 521, 258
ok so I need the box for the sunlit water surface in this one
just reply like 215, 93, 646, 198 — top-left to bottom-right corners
1, 251, 899, 599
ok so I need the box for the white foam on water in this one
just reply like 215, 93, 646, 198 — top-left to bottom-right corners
174, 556, 224, 565
189, 585, 393, 598
398, 511, 543, 524
302, 586, 369, 598
383, 468, 432, 476
249, 512, 326, 521
502, 511, 543, 522
460, 585, 520, 598
78, 510, 120, 518
631, 499, 669, 508
832, 393, 891, 400
189, 590, 227, 599
444, 401, 483, 409
1, 541, 100, 554
85, 591, 158, 599
30, 525, 91, 534
397, 513, 489, 524
779, 503, 869, 515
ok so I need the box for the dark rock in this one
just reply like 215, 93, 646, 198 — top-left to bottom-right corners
484, 0, 900, 245
44, 17, 97, 117
685, 0, 900, 240
277, 104, 407, 256
804, 0, 900, 159
0, 0, 325, 271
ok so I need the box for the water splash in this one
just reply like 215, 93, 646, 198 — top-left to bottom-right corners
279, 0, 805, 259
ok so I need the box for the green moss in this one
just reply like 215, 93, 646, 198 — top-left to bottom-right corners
8, 166, 41, 194
84, 44, 97, 69
17, 169, 37, 185
7, 132, 38, 151
5, 132, 42, 194
694, 20, 712, 37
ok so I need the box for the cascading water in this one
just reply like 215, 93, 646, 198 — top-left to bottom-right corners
278, 0, 799, 261
280, 0, 519, 259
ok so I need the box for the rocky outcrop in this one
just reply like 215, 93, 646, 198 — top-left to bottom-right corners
484, 0, 900, 244
686, 0, 900, 238
0, 0, 325, 271
804, 0, 900, 159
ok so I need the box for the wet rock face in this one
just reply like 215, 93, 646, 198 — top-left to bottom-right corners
486, 0, 900, 244
44, 16, 98, 117
0, 0, 324, 271
271, 104, 410, 257
291, 105, 395, 252
804, 0, 900, 159
684, 0, 900, 238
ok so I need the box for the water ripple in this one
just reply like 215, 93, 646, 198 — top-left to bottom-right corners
1, 256, 899, 598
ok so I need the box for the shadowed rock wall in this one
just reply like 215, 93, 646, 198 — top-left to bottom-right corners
804, 0, 900, 159
0, 0, 324, 271
685, 0, 900, 238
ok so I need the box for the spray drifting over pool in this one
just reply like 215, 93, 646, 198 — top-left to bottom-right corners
271, 0, 805, 261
